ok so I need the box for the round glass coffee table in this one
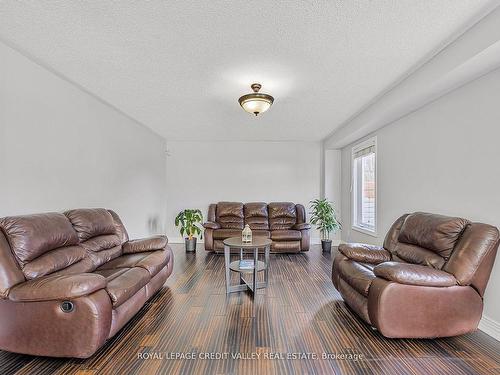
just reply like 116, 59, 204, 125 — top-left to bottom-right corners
223, 237, 272, 296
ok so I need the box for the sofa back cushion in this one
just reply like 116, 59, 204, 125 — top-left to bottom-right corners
244, 203, 269, 230
65, 208, 116, 241
392, 242, 445, 269
0, 230, 26, 296
65, 209, 122, 268
216, 202, 244, 229
383, 214, 408, 252
398, 212, 469, 259
0, 213, 84, 279
0, 213, 79, 263
268, 202, 297, 230
22, 245, 87, 279
443, 223, 499, 294
108, 209, 129, 244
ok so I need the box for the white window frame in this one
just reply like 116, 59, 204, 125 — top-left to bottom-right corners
351, 136, 378, 237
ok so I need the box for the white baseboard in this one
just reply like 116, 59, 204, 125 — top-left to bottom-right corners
478, 315, 500, 342
169, 237, 341, 247
169, 237, 186, 244
312, 238, 341, 246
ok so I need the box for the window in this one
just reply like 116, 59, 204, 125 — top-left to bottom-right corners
352, 137, 376, 235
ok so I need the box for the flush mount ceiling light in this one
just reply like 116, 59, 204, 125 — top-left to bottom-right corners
238, 83, 274, 116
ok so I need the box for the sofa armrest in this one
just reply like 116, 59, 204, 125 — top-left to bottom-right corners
122, 235, 168, 254
293, 223, 311, 231
374, 262, 457, 287
8, 273, 106, 302
203, 221, 221, 230
338, 243, 391, 264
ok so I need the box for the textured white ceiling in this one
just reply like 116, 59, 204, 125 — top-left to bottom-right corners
0, 1, 496, 141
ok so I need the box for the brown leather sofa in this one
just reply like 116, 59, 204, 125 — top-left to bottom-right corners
203, 202, 311, 252
0, 208, 174, 358
332, 212, 499, 338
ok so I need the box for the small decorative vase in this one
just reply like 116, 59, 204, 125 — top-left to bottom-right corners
242, 224, 252, 243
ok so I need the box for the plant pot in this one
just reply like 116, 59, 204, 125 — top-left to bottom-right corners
321, 239, 332, 253
185, 237, 197, 252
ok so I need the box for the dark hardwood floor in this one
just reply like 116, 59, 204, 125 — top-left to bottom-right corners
1, 244, 499, 375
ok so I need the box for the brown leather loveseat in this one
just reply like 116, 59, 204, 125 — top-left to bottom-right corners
203, 202, 311, 252
333, 212, 499, 338
0, 208, 174, 358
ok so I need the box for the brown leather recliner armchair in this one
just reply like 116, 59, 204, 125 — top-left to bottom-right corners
332, 212, 499, 338
0, 208, 174, 358
203, 202, 311, 252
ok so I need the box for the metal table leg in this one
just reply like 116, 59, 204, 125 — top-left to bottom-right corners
224, 245, 230, 294
239, 247, 244, 284
253, 247, 258, 293
264, 245, 270, 287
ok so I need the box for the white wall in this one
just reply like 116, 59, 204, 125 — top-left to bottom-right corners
165, 141, 321, 241
323, 149, 342, 244
0, 42, 167, 239
338, 67, 500, 336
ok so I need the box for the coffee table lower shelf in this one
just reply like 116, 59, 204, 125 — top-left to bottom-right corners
229, 260, 267, 273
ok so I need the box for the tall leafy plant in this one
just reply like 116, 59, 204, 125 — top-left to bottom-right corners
309, 199, 341, 240
175, 209, 203, 240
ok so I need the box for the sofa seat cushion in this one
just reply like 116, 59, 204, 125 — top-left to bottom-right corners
218, 230, 270, 240
213, 229, 242, 240
134, 250, 170, 277
252, 230, 271, 239
86, 245, 122, 269
97, 253, 149, 270
338, 260, 376, 297
271, 241, 301, 252
105, 267, 150, 307
9, 273, 106, 302
93, 268, 130, 282
271, 230, 301, 241
97, 250, 170, 277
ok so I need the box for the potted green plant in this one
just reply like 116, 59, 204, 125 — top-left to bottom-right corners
309, 198, 341, 252
175, 209, 203, 252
